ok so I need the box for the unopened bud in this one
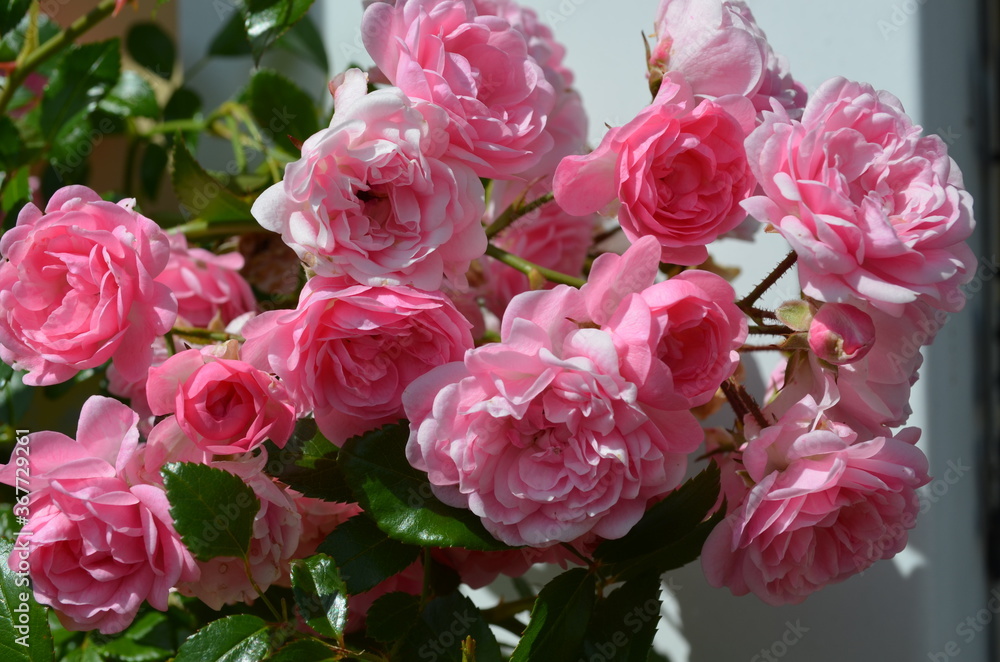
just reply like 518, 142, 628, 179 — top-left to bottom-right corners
808, 303, 875, 365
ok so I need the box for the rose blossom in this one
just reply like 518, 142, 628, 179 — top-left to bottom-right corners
403, 272, 704, 546
648, 0, 806, 117
242, 276, 473, 443
0, 185, 176, 386
156, 234, 256, 328
554, 74, 754, 266
362, 0, 556, 179
0, 397, 198, 633
701, 395, 930, 605
253, 69, 486, 291
568, 235, 747, 409
742, 77, 976, 315
145, 342, 296, 455
472, 0, 588, 179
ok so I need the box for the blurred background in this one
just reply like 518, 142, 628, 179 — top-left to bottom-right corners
11, 0, 998, 659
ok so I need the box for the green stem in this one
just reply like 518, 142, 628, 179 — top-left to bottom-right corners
738, 251, 797, 309
0, 0, 119, 116
485, 243, 586, 288
484, 191, 554, 239
167, 219, 265, 239
139, 118, 208, 137
172, 326, 244, 343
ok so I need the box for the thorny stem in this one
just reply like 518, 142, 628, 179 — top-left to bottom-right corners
738, 251, 798, 309
747, 324, 793, 335
720, 379, 768, 428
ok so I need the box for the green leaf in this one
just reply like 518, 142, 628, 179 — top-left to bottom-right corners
579, 573, 662, 662
266, 419, 353, 503
1, 169, 30, 231
242, 69, 320, 155
0, 0, 30, 36
209, 10, 252, 57
63, 648, 102, 662
164, 87, 202, 122
275, 14, 328, 74
97, 638, 172, 662
365, 592, 420, 644
173, 615, 271, 662
0, 538, 54, 662
140, 143, 169, 201
510, 568, 597, 662
316, 515, 419, 595
0, 504, 18, 541
338, 423, 508, 551
595, 463, 721, 572
0, 117, 26, 172
39, 39, 121, 160
126, 22, 175, 80
170, 139, 254, 223
161, 462, 260, 561
400, 592, 502, 662
289, 554, 348, 639
267, 639, 337, 662
243, 0, 317, 64
99, 70, 160, 120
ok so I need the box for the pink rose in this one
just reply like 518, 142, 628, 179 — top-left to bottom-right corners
0, 186, 176, 385
155, 234, 256, 328
0, 397, 198, 633
743, 77, 976, 315
808, 302, 876, 365
555, 75, 754, 266
174, 453, 303, 610
610, 271, 748, 410
404, 288, 704, 547
362, 0, 556, 179
649, 0, 806, 117
479, 180, 597, 318
829, 301, 939, 434
145, 344, 296, 455
472, 0, 588, 179
242, 276, 473, 443
563, 236, 748, 409
701, 396, 930, 605
253, 69, 486, 291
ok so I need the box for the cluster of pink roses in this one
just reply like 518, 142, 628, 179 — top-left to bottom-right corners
0, 0, 977, 636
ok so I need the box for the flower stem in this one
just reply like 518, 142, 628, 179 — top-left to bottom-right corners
485, 192, 554, 239
738, 344, 784, 353
0, 0, 119, 116
720, 379, 767, 428
747, 324, 793, 335
738, 251, 797, 309
172, 326, 244, 343
485, 243, 586, 288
